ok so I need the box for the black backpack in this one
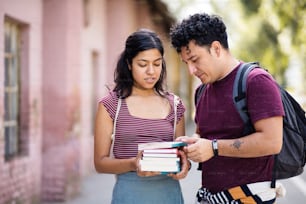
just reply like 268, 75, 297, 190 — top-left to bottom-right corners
195, 62, 306, 186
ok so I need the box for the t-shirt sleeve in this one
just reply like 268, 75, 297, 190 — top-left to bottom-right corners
99, 91, 118, 120
247, 69, 285, 124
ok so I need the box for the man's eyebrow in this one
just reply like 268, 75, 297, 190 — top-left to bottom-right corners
184, 55, 195, 63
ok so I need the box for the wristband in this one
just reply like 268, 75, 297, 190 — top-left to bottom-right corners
212, 139, 218, 157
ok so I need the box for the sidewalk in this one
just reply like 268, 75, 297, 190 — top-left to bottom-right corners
46, 122, 199, 204
44, 121, 306, 203
49, 161, 201, 204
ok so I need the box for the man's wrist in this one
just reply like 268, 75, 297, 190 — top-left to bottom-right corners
212, 139, 219, 157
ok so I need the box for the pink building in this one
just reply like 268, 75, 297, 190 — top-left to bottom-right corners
0, 0, 186, 203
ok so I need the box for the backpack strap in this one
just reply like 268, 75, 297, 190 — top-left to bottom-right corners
110, 97, 122, 157
173, 94, 180, 139
233, 62, 259, 135
194, 84, 206, 106
233, 62, 280, 188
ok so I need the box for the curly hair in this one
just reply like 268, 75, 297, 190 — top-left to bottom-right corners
113, 29, 167, 98
170, 13, 228, 52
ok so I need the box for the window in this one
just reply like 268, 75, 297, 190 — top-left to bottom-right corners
4, 17, 28, 160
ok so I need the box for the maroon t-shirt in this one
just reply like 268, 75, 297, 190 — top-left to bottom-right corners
195, 63, 285, 193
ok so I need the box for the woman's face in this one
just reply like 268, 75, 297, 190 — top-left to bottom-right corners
130, 48, 163, 90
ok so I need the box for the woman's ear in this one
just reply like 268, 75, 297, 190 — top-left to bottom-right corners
127, 60, 132, 70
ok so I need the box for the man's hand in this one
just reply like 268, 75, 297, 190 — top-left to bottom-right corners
176, 135, 214, 163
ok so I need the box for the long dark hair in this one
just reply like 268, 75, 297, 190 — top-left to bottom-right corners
113, 29, 167, 98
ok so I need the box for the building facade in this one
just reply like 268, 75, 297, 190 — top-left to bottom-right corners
0, 0, 184, 203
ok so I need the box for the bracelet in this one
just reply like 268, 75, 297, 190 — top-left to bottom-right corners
212, 139, 218, 157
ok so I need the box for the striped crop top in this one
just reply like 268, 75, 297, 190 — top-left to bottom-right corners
99, 91, 185, 159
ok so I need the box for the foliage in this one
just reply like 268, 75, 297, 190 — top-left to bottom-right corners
212, 0, 306, 87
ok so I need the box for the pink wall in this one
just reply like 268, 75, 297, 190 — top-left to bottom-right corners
105, 0, 138, 86
0, 0, 175, 203
80, 0, 108, 177
42, 0, 83, 201
0, 0, 43, 203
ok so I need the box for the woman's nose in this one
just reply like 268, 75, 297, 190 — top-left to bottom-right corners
146, 65, 155, 74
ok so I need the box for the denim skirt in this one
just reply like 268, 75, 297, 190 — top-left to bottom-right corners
111, 172, 184, 204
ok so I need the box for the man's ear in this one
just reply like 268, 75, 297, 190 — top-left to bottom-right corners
210, 41, 221, 57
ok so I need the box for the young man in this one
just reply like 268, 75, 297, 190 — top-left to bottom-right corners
170, 13, 285, 203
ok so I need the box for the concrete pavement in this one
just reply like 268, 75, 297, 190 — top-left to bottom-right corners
45, 121, 306, 203
46, 161, 201, 204
44, 122, 199, 204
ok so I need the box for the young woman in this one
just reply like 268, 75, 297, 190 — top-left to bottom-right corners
94, 29, 190, 204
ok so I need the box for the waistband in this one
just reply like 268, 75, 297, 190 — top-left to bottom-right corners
117, 171, 172, 182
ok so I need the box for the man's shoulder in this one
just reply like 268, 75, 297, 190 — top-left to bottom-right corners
247, 67, 275, 87
248, 67, 273, 79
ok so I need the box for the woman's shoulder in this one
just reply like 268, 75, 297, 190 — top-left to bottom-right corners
99, 91, 119, 104
165, 92, 182, 102
165, 92, 185, 110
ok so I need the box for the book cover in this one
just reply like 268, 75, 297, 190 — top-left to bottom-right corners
138, 141, 187, 151
141, 157, 180, 162
140, 159, 180, 166
139, 162, 180, 172
143, 148, 178, 154
142, 153, 179, 158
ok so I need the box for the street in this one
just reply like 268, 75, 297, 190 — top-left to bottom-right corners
47, 163, 306, 204
46, 122, 306, 204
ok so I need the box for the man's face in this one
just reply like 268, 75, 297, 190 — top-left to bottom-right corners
180, 40, 217, 84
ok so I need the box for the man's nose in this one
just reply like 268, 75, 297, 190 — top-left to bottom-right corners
187, 64, 196, 75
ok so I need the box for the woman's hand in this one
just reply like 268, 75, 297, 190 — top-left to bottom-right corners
168, 149, 190, 180
136, 150, 160, 177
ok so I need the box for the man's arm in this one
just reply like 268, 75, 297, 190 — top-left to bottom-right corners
180, 116, 283, 162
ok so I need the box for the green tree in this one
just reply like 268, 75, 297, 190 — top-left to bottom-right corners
212, 0, 306, 87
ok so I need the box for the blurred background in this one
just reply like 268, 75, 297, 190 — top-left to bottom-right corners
0, 0, 305, 203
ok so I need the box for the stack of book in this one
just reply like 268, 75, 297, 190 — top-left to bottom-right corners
138, 141, 187, 173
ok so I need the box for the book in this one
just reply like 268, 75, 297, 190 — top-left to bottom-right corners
138, 141, 187, 151
142, 153, 178, 158
143, 148, 178, 154
139, 160, 180, 172
140, 159, 180, 166
138, 141, 186, 173
141, 157, 180, 162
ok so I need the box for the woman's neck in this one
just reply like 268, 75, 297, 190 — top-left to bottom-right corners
131, 86, 157, 97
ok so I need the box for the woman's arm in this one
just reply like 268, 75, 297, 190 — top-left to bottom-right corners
174, 115, 185, 138
94, 103, 137, 174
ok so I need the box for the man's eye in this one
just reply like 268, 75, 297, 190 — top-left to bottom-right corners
192, 58, 197, 63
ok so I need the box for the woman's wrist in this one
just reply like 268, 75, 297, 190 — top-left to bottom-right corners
129, 158, 138, 171
188, 160, 192, 171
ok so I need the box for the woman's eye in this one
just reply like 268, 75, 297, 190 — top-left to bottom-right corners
154, 64, 161, 67
138, 64, 147, 67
